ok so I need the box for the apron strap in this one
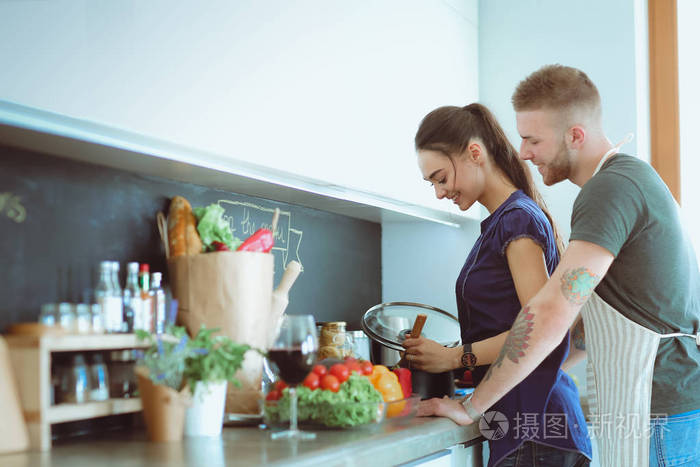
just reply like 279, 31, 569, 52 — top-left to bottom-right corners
658, 331, 700, 347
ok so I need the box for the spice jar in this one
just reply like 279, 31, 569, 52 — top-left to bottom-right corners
318, 321, 347, 359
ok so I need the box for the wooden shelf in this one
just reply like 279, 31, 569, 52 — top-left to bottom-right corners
47, 398, 142, 424
5, 333, 146, 450
5, 333, 149, 352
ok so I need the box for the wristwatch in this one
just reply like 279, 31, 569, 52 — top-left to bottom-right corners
461, 393, 482, 422
460, 343, 477, 370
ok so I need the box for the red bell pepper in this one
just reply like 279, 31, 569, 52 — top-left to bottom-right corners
236, 228, 274, 253
392, 368, 412, 399
211, 241, 230, 252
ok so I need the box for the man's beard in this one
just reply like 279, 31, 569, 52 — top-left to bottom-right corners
542, 142, 572, 186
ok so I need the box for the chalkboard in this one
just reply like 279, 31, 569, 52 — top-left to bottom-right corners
0, 144, 381, 332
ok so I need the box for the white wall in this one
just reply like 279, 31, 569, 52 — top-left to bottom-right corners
678, 0, 700, 262
479, 0, 648, 241
0, 0, 477, 215
382, 219, 481, 317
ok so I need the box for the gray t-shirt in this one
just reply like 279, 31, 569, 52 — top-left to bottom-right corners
570, 154, 700, 415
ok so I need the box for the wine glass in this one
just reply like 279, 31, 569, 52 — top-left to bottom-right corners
267, 314, 318, 440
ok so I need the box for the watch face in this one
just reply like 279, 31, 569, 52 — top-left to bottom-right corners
462, 351, 477, 368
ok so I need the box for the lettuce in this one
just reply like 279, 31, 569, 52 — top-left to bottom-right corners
266, 375, 384, 428
193, 204, 242, 251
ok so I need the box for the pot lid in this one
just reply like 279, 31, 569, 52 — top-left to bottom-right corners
361, 302, 461, 351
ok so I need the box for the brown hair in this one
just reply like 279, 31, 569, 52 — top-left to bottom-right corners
512, 64, 601, 118
415, 103, 564, 253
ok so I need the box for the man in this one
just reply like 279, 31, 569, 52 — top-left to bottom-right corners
417, 65, 700, 466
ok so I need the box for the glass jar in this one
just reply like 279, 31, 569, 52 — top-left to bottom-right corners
108, 350, 137, 398
38, 303, 57, 326
57, 303, 76, 333
318, 321, 347, 359
74, 304, 92, 334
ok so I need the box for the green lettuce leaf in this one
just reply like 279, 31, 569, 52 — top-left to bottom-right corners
193, 204, 242, 251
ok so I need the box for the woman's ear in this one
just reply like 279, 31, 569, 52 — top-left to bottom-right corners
467, 142, 483, 164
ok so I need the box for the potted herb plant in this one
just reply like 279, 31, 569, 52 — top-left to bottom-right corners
182, 326, 252, 437
135, 326, 194, 442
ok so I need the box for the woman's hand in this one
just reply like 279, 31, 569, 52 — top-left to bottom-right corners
417, 396, 475, 426
402, 337, 459, 373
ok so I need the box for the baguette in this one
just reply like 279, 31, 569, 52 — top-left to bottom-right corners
167, 196, 203, 257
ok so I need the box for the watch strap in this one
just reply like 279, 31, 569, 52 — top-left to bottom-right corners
461, 343, 477, 370
461, 394, 482, 422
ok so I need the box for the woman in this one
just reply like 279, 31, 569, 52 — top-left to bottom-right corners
408, 103, 591, 466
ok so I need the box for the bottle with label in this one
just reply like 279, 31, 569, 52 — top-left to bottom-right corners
123, 262, 141, 332
110, 262, 124, 333
95, 262, 119, 333
150, 272, 166, 334
138, 264, 153, 333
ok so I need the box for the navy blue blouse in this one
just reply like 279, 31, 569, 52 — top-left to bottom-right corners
456, 190, 591, 466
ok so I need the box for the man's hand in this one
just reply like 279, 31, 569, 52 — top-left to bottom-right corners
416, 396, 475, 426
402, 337, 458, 373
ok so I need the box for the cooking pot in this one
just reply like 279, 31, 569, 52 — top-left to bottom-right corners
362, 302, 461, 400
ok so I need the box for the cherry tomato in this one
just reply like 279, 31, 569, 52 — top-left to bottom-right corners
344, 356, 358, 364
346, 360, 362, 374
303, 371, 320, 390
275, 380, 288, 391
330, 363, 350, 383
265, 389, 281, 401
312, 364, 328, 377
359, 360, 373, 375
320, 374, 340, 392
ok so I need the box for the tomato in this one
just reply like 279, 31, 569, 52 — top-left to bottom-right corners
265, 389, 281, 401
344, 356, 358, 364
312, 364, 328, 377
275, 380, 288, 391
303, 371, 320, 390
359, 360, 373, 376
346, 360, 362, 374
329, 363, 350, 383
320, 374, 340, 392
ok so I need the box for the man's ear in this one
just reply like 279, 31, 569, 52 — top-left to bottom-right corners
568, 125, 585, 149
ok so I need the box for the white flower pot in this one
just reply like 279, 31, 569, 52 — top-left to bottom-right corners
184, 380, 228, 437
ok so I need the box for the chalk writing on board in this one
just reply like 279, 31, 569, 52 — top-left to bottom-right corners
0, 192, 26, 223
217, 199, 304, 270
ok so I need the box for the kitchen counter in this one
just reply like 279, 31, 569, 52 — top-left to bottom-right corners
0, 417, 483, 467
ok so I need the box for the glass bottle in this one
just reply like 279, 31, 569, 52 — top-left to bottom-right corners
122, 262, 141, 332
57, 302, 76, 332
61, 354, 89, 404
110, 262, 124, 332
150, 272, 166, 334
88, 353, 110, 401
91, 303, 104, 334
95, 261, 114, 332
138, 264, 153, 333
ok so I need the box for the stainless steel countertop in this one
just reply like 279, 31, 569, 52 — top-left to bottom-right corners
0, 417, 483, 467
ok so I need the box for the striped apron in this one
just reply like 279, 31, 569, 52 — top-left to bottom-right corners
581, 147, 700, 466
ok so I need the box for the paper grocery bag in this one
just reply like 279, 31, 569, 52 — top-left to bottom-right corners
0, 336, 29, 453
168, 251, 273, 415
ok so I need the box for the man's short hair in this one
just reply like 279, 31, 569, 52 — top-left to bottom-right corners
512, 64, 601, 118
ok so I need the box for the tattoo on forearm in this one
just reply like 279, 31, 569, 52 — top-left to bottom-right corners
572, 319, 585, 351
560, 267, 600, 305
483, 306, 535, 382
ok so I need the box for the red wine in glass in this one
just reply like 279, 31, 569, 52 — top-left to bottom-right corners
267, 347, 316, 386
268, 314, 318, 440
